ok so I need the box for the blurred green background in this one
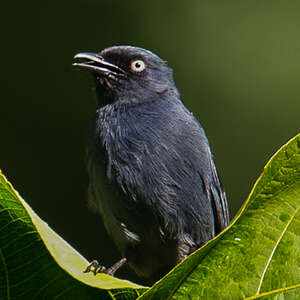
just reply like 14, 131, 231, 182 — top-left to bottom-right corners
1, 0, 299, 283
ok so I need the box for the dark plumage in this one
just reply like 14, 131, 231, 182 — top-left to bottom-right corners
73, 46, 229, 283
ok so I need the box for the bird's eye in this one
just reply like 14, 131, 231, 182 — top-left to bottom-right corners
130, 60, 146, 72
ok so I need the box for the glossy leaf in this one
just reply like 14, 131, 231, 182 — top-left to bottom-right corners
1, 134, 299, 299
0, 171, 146, 299
139, 134, 300, 299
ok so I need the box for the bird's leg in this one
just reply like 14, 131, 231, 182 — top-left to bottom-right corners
84, 257, 127, 276
105, 257, 127, 276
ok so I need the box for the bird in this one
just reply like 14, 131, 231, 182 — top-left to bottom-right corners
73, 46, 229, 283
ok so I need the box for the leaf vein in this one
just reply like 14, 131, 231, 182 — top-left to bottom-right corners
256, 204, 300, 295
0, 248, 10, 300
247, 283, 300, 299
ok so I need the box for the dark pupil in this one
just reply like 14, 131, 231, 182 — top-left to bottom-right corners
135, 62, 141, 68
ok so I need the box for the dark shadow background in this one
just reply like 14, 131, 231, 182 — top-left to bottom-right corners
1, 1, 299, 284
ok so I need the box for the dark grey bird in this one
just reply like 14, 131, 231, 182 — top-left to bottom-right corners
73, 46, 229, 283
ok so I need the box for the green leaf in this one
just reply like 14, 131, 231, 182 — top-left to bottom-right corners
139, 134, 300, 300
1, 134, 300, 299
0, 171, 146, 299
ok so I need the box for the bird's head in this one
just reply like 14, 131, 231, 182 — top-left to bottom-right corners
73, 46, 178, 106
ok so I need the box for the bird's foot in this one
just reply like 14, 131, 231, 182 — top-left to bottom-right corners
84, 258, 127, 276
83, 260, 107, 275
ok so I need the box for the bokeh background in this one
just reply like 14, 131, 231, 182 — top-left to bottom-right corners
1, 1, 299, 283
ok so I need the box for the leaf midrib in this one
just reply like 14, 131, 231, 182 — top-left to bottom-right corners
256, 203, 300, 295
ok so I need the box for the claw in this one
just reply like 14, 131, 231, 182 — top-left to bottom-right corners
83, 257, 127, 277
83, 260, 107, 275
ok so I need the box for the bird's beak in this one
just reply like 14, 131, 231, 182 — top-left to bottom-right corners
73, 52, 125, 76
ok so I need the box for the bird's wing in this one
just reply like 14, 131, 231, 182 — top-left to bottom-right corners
209, 158, 230, 234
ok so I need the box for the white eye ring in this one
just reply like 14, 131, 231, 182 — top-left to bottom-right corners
130, 60, 146, 72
